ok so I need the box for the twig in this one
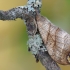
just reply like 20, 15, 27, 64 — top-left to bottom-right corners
0, 0, 61, 70
38, 51, 61, 70
0, 0, 42, 20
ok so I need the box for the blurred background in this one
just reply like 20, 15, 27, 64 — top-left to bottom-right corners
0, 0, 70, 70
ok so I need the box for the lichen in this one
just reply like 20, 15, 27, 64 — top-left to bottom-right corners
27, 34, 47, 56
27, 0, 42, 8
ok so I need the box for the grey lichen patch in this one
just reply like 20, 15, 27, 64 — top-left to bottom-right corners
27, 34, 47, 56
18, 0, 42, 14
27, 0, 42, 8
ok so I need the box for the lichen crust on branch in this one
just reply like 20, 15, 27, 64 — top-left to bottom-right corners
27, 34, 47, 55
0, 0, 42, 21
27, 0, 42, 8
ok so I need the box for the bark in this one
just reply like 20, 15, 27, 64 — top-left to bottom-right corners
38, 51, 61, 70
0, 6, 35, 20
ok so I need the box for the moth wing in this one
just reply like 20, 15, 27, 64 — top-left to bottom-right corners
37, 15, 70, 65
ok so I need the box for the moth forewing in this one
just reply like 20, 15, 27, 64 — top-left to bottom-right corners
36, 14, 70, 65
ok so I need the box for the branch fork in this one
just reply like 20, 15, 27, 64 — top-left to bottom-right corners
0, 0, 61, 70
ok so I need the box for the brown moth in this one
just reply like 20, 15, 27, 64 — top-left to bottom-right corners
36, 14, 70, 65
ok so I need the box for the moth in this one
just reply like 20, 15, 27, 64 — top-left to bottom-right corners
34, 14, 70, 65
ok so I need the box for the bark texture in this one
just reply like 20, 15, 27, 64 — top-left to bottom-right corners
38, 51, 61, 70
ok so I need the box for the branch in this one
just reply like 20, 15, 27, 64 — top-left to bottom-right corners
0, 6, 35, 20
38, 51, 61, 70
0, 0, 42, 20
0, 7, 22, 20
0, 0, 61, 70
